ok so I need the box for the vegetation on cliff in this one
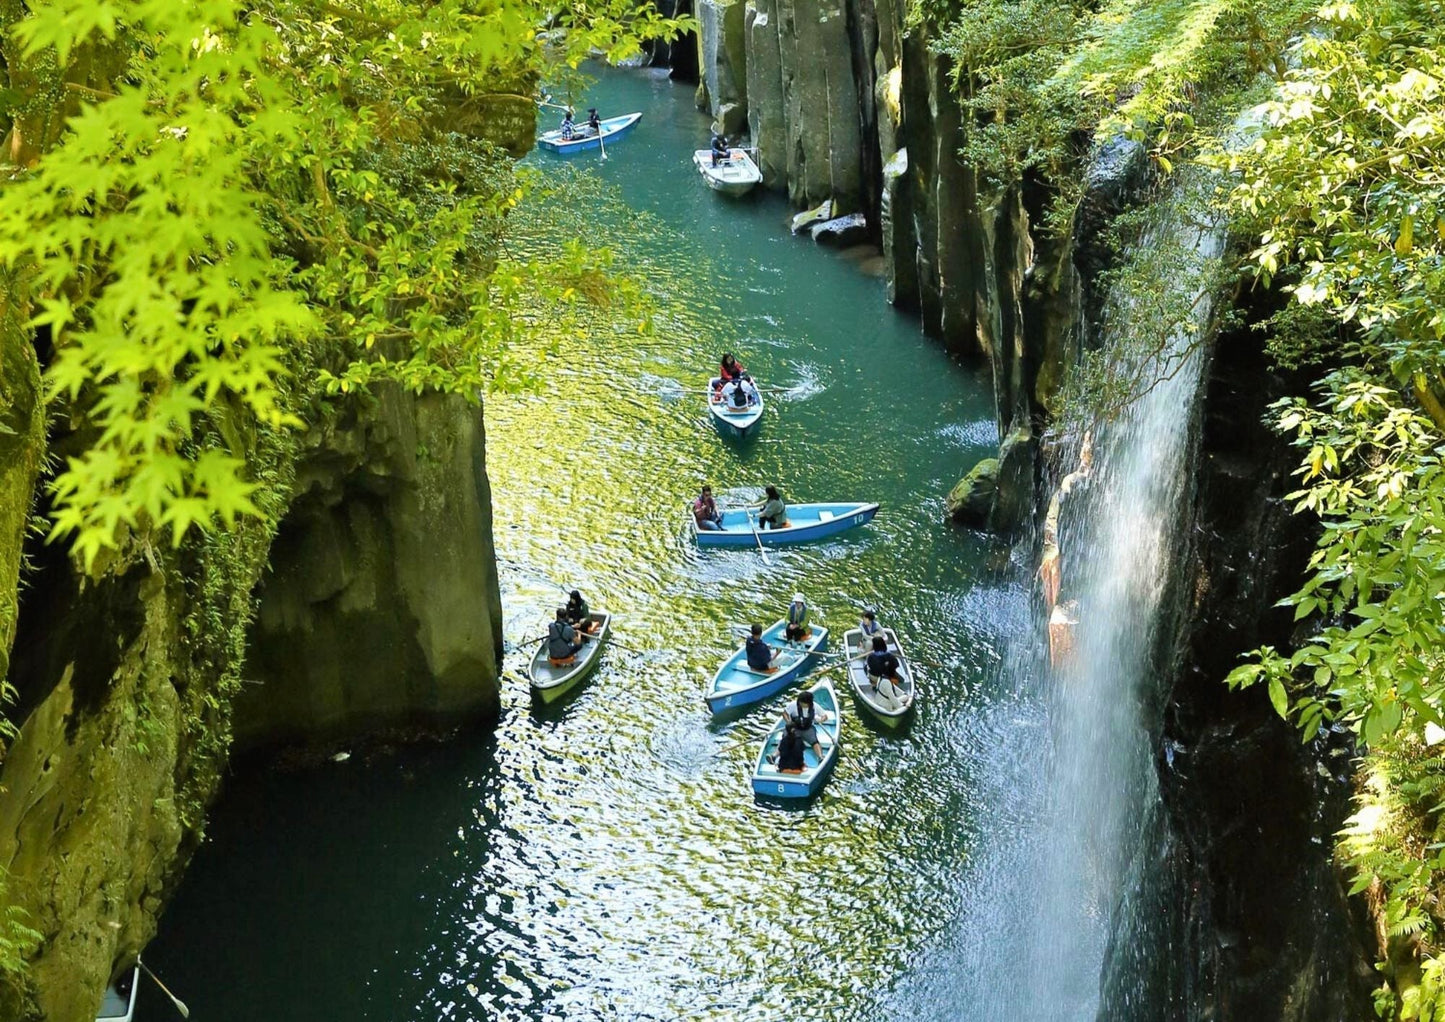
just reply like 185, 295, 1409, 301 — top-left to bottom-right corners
1218, 2, 1445, 1016
0, 0, 683, 1009
923, 0, 1445, 1014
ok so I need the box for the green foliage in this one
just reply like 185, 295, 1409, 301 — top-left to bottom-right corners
0, 870, 39, 978
1226, 0, 1445, 752
927, 0, 1313, 194
1216, 3, 1445, 1014
0, 0, 684, 568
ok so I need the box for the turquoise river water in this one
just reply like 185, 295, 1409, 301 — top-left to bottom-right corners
139, 67, 1050, 1021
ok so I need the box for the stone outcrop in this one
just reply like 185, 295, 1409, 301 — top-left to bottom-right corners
695, 0, 750, 137
0, 381, 504, 1020
945, 457, 998, 526
235, 388, 503, 745
1137, 314, 1376, 1020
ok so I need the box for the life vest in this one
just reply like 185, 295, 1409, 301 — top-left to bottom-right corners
790, 700, 815, 731
719, 361, 744, 382
787, 601, 808, 627
861, 619, 881, 637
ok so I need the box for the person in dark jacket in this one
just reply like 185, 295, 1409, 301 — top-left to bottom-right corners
547, 608, 584, 662
565, 590, 597, 633
773, 725, 806, 771
710, 131, 730, 166
745, 623, 778, 671
865, 634, 907, 712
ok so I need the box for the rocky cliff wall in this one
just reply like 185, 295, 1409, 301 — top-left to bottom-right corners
235, 388, 503, 745
0, 383, 503, 1021
1142, 313, 1375, 1019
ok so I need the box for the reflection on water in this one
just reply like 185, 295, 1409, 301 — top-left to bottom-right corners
140, 67, 1014, 1021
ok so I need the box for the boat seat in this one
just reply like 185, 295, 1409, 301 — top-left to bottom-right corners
548, 656, 577, 667
737, 664, 781, 677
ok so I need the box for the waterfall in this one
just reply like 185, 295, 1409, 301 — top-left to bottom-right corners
897, 184, 1228, 1020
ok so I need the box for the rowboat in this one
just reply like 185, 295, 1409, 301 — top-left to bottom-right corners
96, 966, 138, 1021
537, 112, 643, 154
693, 501, 879, 547
692, 148, 763, 196
706, 376, 764, 438
843, 627, 917, 726
751, 679, 841, 799
705, 619, 828, 713
526, 612, 611, 702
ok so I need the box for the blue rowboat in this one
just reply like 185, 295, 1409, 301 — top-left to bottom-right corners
751, 679, 841, 799
526, 612, 610, 703
843, 626, 916, 726
536, 112, 642, 154
693, 501, 879, 547
705, 619, 828, 713
706, 376, 763, 439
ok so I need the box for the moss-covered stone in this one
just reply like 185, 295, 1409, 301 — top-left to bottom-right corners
946, 457, 998, 526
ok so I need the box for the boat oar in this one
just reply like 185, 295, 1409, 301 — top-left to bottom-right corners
597, 120, 607, 162
908, 656, 947, 669
746, 511, 771, 566
139, 960, 190, 1019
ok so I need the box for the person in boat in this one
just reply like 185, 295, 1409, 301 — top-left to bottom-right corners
722, 376, 754, 410
693, 484, 724, 531
745, 622, 779, 672
565, 589, 597, 633
587, 108, 601, 134
771, 724, 806, 771
717, 353, 747, 390
756, 485, 788, 530
560, 109, 576, 141
710, 131, 730, 166
857, 608, 882, 652
547, 607, 585, 663
736, 372, 760, 406
784, 592, 809, 642
865, 634, 907, 712
781, 689, 829, 761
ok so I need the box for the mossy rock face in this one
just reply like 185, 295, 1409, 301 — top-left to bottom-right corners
991, 426, 1034, 535
946, 457, 999, 526
235, 387, 503, 746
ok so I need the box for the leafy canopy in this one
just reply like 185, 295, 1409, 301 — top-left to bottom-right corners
0, 0, 684, 567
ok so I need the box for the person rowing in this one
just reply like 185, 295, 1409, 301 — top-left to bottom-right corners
781, 689, 829, 760
587, 107, 601, 134
711, 131, 730, 166
865, 634, 907, 712
547, 608, 585, 664
744, 622, 779, 672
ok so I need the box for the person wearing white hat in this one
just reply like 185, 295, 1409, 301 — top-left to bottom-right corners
784, 592, 810, 643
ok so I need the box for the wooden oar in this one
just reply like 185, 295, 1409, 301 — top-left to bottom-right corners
139, 960, 190, 1019
746, 510, 771, 566
597, 118, 608, 162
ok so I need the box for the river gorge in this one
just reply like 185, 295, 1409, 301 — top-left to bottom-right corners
0, 2, 1414, 1020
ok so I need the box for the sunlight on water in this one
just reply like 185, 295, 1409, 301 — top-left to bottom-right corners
140, 67, 1019, 1022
